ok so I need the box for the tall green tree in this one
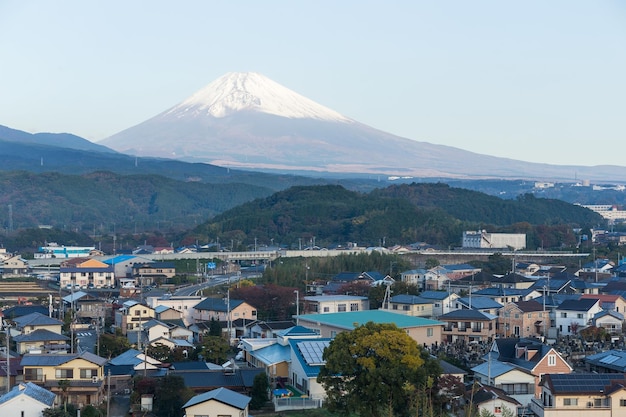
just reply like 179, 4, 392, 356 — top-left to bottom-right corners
200, 336, 229, 364
317, 322, 441, 417
250, 372, 270, 409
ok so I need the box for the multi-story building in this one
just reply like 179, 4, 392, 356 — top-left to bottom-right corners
59, 258, 115, 289
498, 300, 547, 338
21, 351, 107, 408
115, 300, 155, 335
530, 373, 626, 417
303, 295, 369, 314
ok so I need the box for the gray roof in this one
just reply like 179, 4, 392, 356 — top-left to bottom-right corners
194, 297, 244, 312
20, 351, 107, 367
13, 312, 62, 328
183, 387, 251, 410
13, 329, 70, 343
0, 382, 55, 407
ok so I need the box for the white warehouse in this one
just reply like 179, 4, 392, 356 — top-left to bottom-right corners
462, 230, 526, 250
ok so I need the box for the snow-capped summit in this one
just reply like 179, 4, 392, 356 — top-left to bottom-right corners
100, 72, 607, 180
166, 72, 350, 122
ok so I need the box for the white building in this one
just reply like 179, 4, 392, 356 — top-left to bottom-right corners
462, 230, 526, 250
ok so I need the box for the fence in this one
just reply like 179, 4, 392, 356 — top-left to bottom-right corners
273, 397, 323, 411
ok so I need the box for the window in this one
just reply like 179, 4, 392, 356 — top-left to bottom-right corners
620, 399, 626, 406
494, 407, 502, 414
435, 303, 440, 307
337, 304, 346, 312
564, 398, 578, 406
548, 354, 556, 366
561, 312, 567, 318
427, 328, 433, 337
55, 369, 74, 379
24, 368, 43, 381
577, 313, 583, 319
350, 303, 359, 311
80, 369, 98, 378
528, 313, 532, 318
323, 307, 330, 313
403, 305, 410, 311
392, 304, 398, 310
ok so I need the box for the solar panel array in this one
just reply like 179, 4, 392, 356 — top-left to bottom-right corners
549, 374, 622, 393
297, 341, 330, 366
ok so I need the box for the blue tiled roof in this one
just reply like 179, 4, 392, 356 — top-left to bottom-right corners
419, 291, 452, 300
0, 382, 55, 407
458, 296, 502, 310
390, 294, 432, 305
183, 387, 251, 410
109, 349, 143, 366
586, 350, 626, 372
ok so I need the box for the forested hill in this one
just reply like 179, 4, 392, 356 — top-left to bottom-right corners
371, 183, 603, 226
191, 184, 604, 249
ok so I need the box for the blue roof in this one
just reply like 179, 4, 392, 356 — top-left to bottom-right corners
472, 361, 517, 378
102, 255, 137, 265
109, 349, 143, 366
586, 350, 626, 372
183, 387, 251, 409
458, 296, 503, 310
390, 294, 432, 305
441, 263, 477, 271
298, 310, 444, 330
278, 326, 318, 337
252, 343, 291, 365
419, 291, 452, 300
0, 382, 55, 407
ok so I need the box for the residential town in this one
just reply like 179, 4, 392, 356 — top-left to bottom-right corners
2, 237, 626, 417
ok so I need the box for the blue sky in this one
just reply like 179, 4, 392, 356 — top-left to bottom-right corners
1, 1, 624, 166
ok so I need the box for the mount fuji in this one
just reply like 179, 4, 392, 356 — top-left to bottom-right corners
101, 72, 626, 181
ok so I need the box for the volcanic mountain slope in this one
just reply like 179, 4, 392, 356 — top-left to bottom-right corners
101, 72, 626, 181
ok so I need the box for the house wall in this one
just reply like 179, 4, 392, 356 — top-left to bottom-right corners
476, 398, 520, 417
385, 302, 434, 318
0, 395, 51, 417
532, 350, 572, 397
193, 304, 257, 323
20, 324, 63, 335
289, 351, 325, 399
147, 324, 170, 342
185, 400, 247, 417
555, 305, 603, 336
499, 305, 547, 338
147, 296, 203, 325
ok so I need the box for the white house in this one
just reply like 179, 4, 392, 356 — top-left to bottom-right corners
555, 298, 602, 336
183, 387, 250, 417
0, 382, 56, 417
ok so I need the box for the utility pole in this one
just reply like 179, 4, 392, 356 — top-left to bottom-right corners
106, 370, 111, 417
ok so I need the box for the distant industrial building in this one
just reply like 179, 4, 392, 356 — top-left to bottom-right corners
462, 230, 526, 250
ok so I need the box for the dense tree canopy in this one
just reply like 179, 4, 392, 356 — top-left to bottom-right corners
318, 322, 441, 417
